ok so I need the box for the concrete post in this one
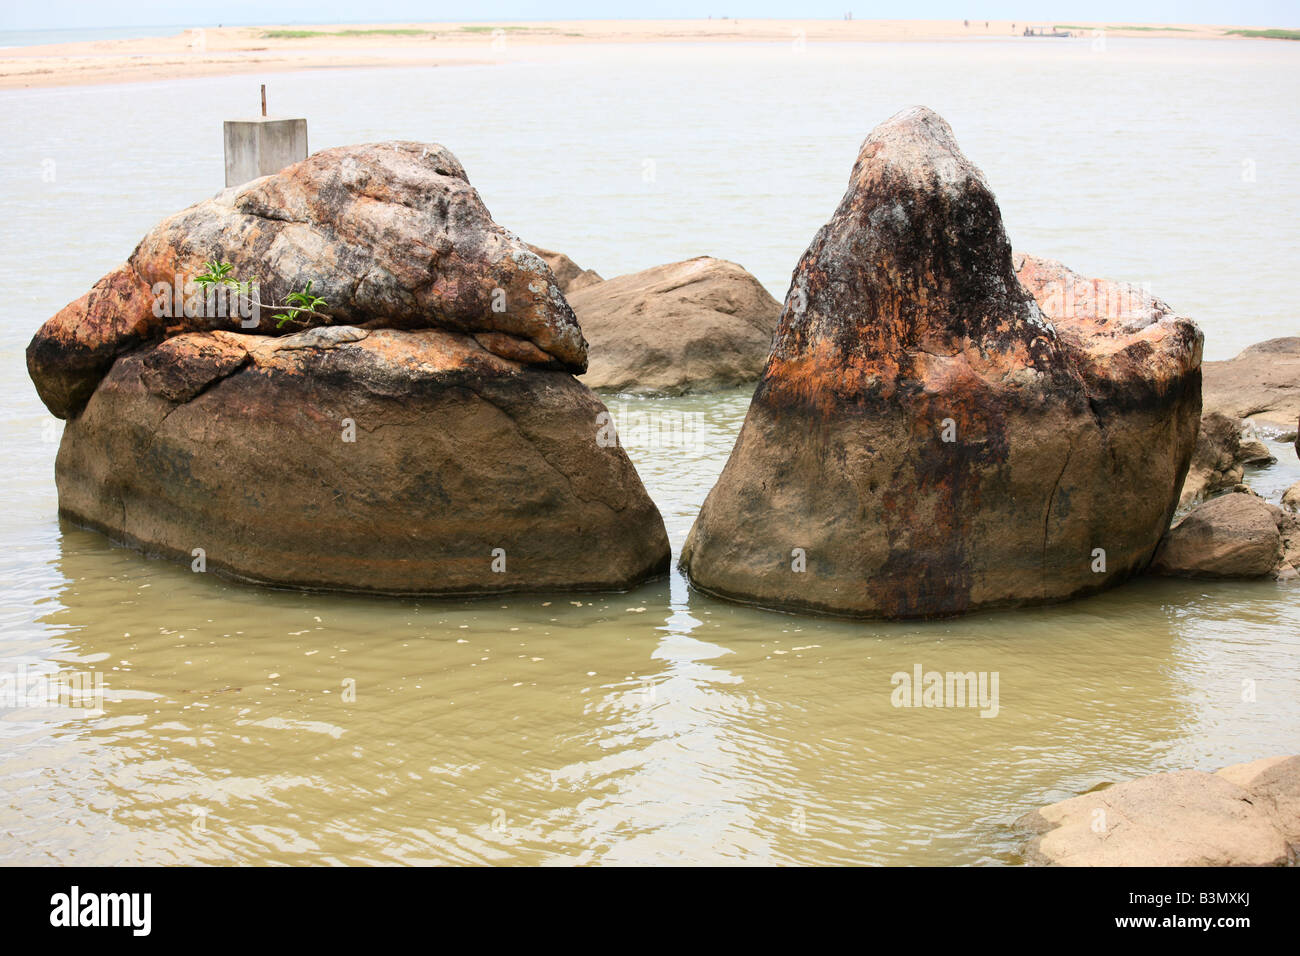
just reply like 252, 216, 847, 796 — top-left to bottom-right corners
223, 116, 308, 188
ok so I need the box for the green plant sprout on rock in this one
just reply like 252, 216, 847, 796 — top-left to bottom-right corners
194, 259, 331, 329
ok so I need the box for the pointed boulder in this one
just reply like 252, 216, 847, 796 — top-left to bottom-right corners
681, 107, 1202, 618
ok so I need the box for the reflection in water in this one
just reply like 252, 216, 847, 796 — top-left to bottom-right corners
3, 448, 1298, 865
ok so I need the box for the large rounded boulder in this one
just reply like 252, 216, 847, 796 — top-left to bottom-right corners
568, 256, 781, 395
1149, 492, 1298, 581
29, 143, 670, 595
680, 107, 1202, 618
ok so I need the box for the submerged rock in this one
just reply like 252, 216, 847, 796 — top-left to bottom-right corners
29, 143, 670, 594
1150, 491, 1297, 580
1202, 337, 1300, 429
1019, 755, 1300, 866
568, 256, 782, 394
680, 107, 1202, 618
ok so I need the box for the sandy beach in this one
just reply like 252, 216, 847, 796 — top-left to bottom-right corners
0, 19, 1275, 90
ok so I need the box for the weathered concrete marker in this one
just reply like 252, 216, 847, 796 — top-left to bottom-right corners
223, 85, 307, 187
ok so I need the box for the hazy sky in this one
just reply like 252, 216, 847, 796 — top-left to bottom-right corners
1, 0, 1295, 30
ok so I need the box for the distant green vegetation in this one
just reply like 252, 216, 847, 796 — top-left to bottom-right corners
458, 25, 538, 33
340, 28, 429, 35
1226, 28, 1300, 40
261, 28, 431, 39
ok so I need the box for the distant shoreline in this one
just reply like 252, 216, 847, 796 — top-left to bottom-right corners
2, 19, 1294, 90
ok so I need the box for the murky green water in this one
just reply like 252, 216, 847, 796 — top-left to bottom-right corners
2, 40, 1299, 865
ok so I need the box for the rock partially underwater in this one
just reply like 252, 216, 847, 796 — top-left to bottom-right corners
1150, 491, 1300, 581
29, 143, 670, 594
681, 107, 1202, 618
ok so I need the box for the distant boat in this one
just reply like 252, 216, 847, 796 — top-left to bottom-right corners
1023, 25, 1073, 37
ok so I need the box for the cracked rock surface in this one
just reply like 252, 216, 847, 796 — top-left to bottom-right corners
31, 144, 669, 594
29, 142, 588, 420
680, 106, 1203, 618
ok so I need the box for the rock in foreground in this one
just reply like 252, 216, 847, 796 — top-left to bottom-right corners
681, 107, 1202, 618
30, 143, 670, 595
568, 257, 781, 394
1018, 755, 1300, 866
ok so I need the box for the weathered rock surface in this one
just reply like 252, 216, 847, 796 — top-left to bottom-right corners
1202, 337, 1300, 428
1015, 251, 1175, 334
526, 244, 603, 294
1283, 481, 1300, 513
1178, 411, 1247, 508
29, 142, 588, 420
56, 327, 669, 593
1150, 491, 1299, 580
1239, 436, 1276, 465
681, 107, 1202, 618
30, 143, 671, 594
568, 256, 782, 394
1018, 755, 1300, 866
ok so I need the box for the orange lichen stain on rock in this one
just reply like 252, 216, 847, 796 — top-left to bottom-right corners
473, 331, 557, 366
1016, 252, 1204, 397
761, 318, 1056, 420
760, 342, 897, 415
26, 264, 159, 417
46, 265, 155, 351
137, 332, 251, 403
33, 141, 588, 402
146, 331, 249, 365
234, 326, 522, 383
